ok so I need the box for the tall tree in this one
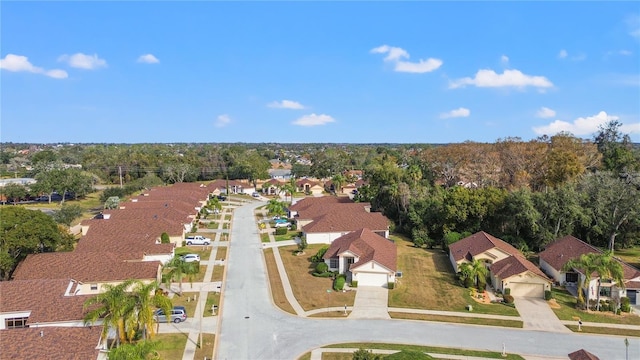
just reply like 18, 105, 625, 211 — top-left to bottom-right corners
164, 257, 199, 295
594, 120, 639, 173
83, 279, 137, 348
0, 183, 27, 203
130, 281, 172, 340
0, 207, 74, 280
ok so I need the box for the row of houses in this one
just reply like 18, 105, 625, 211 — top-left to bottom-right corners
0, 180, 243, 358
449, 231, 640, 302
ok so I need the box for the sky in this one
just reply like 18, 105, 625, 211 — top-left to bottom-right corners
1, 1, 639, 144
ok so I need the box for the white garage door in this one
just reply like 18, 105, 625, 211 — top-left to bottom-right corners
510, 282, 544, 298
356, 272, 387, 287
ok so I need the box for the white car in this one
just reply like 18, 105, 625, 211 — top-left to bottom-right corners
181, 254, 200, 263
185, 236, 211, 245
274, 222, 291, 228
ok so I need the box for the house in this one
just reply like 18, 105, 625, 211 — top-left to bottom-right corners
539, 235, 640, 305
448, 231, 520, 273
261, 178, 285, 195
268, 169, 292, 180
0, 279, 93, 330
490, 254, 552, 298
0, 326, 106, 360
12, 252, 162, 295
449, 231, 551, 298
568, 349, 600, 360
323, 228, 397, 287
290, 196, 390, 244
296, 179, 324, 196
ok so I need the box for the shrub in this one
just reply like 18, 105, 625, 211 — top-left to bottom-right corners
289, 223, 297, 231
463, 277, 474, 288
160, 232, 170, 244
275, 227, 287, 235
311, 246, 329, 262
387, 282, 395, 290
334, 277, 345, 291
621, 297, 631, 313
312, 272, 334, 278
182, 240, 187, 247
504, 288, 511, 296
576, 298, 586, 310
351, 280, 358, 288
503, 295, 514, 304
476, 278, 486, 291
544, 290, 552, 300
315, 262, 328, 273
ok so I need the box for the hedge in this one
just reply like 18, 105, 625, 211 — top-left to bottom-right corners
334, 277, 345, 291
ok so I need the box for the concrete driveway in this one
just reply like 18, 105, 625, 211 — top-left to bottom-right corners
348, 286, 390, 319
514, 297, 571, 333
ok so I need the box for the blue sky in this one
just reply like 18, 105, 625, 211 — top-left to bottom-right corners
1, 1, 639, 144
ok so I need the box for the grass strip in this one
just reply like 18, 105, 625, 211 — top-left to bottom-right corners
389, 312, 523, 328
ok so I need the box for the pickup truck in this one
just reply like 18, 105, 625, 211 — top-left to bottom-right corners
185, 235, 211, 245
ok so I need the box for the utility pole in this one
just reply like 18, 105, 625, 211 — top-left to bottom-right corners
119, 166, 123, 188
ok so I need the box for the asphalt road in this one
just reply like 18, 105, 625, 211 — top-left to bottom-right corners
215, 202, 639, 360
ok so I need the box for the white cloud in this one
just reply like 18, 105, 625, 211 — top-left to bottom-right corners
58, 53, 107, 69
536, 107, 556, 118
532, 111, 639, 136
292, 113, 336, 126
137, 54, 159, 64
449, 69, 553, 89
370, 44, 442, 73
500, 55, 509, 65
0, 54, 68, 79
558, 49, 568, 59
440, 107, 470, 119
215, 114, 231, 128
619, 50, 633, 56
267, 100, 305, 109
558, 49, 586, 61
626, 14, 640, 39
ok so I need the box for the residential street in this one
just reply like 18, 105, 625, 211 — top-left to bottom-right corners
215, 201, 639, 360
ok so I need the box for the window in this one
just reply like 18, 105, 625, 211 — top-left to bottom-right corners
346, 258, 355, 265
90, 284, 98, 291
599, 286, 611, 297
5, 317, 28, 329
329, 258, 338, 269
565, 273, 579, 283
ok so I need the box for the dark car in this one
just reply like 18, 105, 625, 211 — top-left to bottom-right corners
217, 195, 227, 201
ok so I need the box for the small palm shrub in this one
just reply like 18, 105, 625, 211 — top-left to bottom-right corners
544, 290, 552, 300
334, 277, 346, 291
315, 262, 328, 273
621, 297, 631, 313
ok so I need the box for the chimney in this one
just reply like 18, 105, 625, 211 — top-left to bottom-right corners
103, 213, 111, 220
40, 331, 44, 337
364, 205, 371, 213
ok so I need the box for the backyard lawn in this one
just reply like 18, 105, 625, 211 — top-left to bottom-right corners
388, 236, 519, 317
277, 244, 356, 311
154, 333, 188, 359
616, 247, 640, 269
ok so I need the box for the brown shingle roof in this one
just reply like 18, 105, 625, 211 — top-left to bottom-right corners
568, 349, 600, 360
12, 252, 160, 282
0, 279, 92, 324
490, 255, 550, 282
449, 231, 521, 262
540, 235, 640, 281
323, 228, 396, 271
0, 327, 103, 360
303, 210, 389, 233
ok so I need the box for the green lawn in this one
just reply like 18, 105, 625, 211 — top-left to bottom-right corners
261, 233, 270, 243
175, 247, 211, 261
388, 235, 519, 317
274, 230, 301, 242
207, 221, 220, 229
170, 291, 200, 316
324, 343, 524, 360
194, 334, 215, 360
204, 292, 220, 317
551, 288, 640, 325
154, 333, 188, 359
615, 247, 640, 268
389, 312, 523, 328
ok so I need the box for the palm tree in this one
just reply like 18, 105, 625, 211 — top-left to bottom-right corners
164, 256, 199, 295
266, 199, 286, 218
130, 281, 172, 340
83, 279, 137, 348
331, 174, 345, 195
564, 251, 624, 311
282, 182, 296, 204
457, 259, 488, 290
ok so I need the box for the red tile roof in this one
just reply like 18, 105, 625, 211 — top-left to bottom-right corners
0, 327, 103, 360
449, 231, 521, 262
0, 279, 92, 325
303, 211, 389, 233
490, 255, 550, 282
568, 349, 600, 360
323, 228, 397, 271
12, 252, 160, 283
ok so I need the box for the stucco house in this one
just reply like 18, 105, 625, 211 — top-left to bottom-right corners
323, 228, 397, 287
296, 179, 324, 196
290, 196, 390, 244
539, 235, 640, 305
449, 231, 551, 298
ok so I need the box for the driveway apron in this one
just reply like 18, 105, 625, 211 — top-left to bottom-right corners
514, 297, 571, 333
348, 286, 390, 319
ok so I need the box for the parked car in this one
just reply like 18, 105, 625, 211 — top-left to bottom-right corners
181, 254, 200, 263
252, 192, 260, 198
185, 235, 211, 245
216, 195, 227, 201
274, 221, 291, 228
154, 307, 187, 323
